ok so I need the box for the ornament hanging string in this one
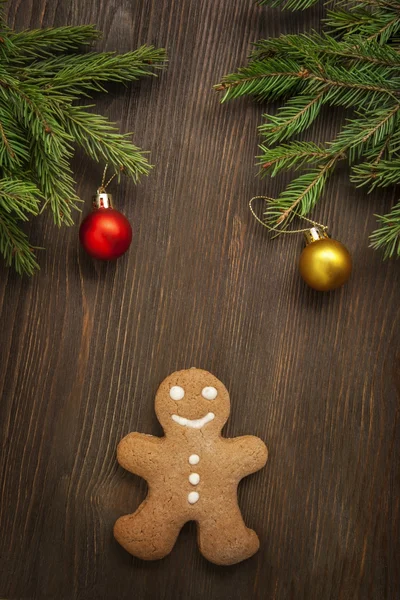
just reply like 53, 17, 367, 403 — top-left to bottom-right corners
98, 164, 117, 194
249, 196, 328, 238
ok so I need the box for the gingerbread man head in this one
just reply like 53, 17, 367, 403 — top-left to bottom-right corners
155, 368, 230, 436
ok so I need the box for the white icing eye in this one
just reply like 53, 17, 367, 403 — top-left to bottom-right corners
201, 386, 218, 400
170, 386, 185, 400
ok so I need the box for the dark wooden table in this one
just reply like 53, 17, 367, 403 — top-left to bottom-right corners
1, 1, 399, 599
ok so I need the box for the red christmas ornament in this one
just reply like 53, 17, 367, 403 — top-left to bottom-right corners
79, 191, 132, 260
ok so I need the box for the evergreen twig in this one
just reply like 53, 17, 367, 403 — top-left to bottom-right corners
215, 0, 400, 258
0, 2, 167, 274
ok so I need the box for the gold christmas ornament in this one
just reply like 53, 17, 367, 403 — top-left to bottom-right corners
299, 227, 352, 291
249, 197, 353, 292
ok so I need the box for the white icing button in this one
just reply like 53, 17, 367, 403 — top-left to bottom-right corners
189, 473, 200, 485
188, 491, 199, 504
169, 386, 184, 400
189, 454, 200, 465
201, 386, 218, 400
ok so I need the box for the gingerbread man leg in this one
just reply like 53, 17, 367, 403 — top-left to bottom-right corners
197, 506, 260, 566
114, 498, 182, 561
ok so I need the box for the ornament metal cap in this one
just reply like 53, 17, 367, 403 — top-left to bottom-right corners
93, 190, 113, 209
303, 226, 329, 245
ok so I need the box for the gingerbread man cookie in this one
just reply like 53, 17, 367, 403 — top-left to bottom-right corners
114, 368, 268, 565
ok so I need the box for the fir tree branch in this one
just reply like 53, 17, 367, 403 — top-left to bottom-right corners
367, 14, 399, 41
259, 0, 400, 12
59, 104, 151, 181
372, 133, 392, 163
0, 118, 17, 165
0, 98, 35, 167
269, 157, 338, 226
355, 0, 400, 9
325, 9, 377, 35
21, 46, 167, 97
370, 199, 400, 257
32, 140, 81, 226
325, 8, 400, 43
215, 58, 400, 105
262, 105, 399, 226
259, 141, 330, 176
4, 81, 59, 136
2, 82, 81, 225
326, 36, 400, 66
0, 197, 39, 275
0, 210, 39, 274
251, 33, 400, 67
7, 25, 102, 60
329, 104, 400, 162
0, 177, 42, 220
214, 57, 305, 101
216, 0, 400, 259
299, 63, 400, 101
351, 156, 400, 188
259, 91, 327, 144
258, 0, 320, 9
0, 0, 7, 19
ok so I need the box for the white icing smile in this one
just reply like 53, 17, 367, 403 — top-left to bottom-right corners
171, 412, 215, 429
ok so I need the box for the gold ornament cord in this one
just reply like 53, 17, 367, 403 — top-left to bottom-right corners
98, 164, 117, 194
249, 196, 328, 237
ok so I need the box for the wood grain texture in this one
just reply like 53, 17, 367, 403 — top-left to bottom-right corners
0, 1, 399, 599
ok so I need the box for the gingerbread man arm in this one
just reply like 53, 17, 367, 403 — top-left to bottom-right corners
226, 435, 268, 478
117, 432, 163, 480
